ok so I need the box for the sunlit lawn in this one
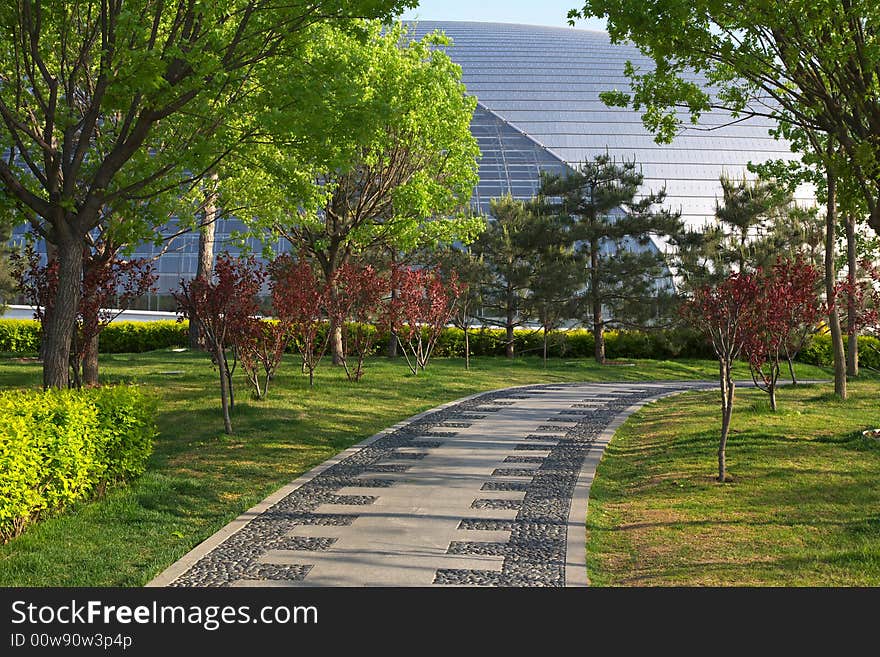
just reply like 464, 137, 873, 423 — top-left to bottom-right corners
586, 380, 880, 586
0, 349, 837, 586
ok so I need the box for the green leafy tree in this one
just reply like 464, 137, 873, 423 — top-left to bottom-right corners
0, 0, 415, 389
473, 196, 541, 359
521, 216, 584, 366
224, 23, 481, 364
538, 154, 683, 363
571, 0, 880, 396
570, 0, 880, 235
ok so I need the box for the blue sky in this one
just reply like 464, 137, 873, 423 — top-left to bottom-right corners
399, 0, 608, 31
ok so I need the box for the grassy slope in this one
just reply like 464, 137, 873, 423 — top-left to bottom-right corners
0, 351, 833, 586
585, 381, 880, 586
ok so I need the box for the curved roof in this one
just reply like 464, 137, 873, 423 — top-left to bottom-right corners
408, 21, 809, 226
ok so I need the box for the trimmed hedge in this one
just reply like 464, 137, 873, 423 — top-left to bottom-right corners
0, 320, 41, 354
0, 386, 158, 542
397, 326, 715, 360
0, 319, 188, 355
98, 320, 188, 353
798, 333, 880, 370
3, 317, 876, 366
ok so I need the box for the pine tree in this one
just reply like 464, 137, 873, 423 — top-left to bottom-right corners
473, 196, 541, 358
522, 213, 583, 366
538, 154, 682, 363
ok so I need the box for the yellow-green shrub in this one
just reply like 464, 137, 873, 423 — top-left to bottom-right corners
0, 386, 157, 542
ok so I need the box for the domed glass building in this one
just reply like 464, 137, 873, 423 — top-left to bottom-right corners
8, 21, 811, 313
409, 21, 809, 224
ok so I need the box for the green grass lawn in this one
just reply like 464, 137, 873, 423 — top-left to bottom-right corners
585, 380, 880, 586
0, 350, 839, 586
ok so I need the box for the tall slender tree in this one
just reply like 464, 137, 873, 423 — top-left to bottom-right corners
523, 224, 583, 366
538, 154, 682, 363
435, 244, 488, 370
473, 196, 541, 358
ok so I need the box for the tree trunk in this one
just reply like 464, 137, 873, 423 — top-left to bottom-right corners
464, 326, 470, 370
769, 383, 777, 412
217, 348, 232, 434
39, 242, 58, 364
225, 350, 235, 410
42, 239, 83, 390
787, 356, 797, 386
386, 253, 398, 358
189, 176, 218, 350
543, 325, 548, 367
591, 239, 605, 364
825, 163, 847, 399
331, 323, 344, 365
845, 213, 859, 377
505, 283, 515, 358
82, 334, 99, 386
386, 330, 398, 358
717, 359, 734, 483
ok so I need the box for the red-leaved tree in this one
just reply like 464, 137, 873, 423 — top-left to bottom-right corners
743, 258, 825, 407
270, 255, 331, 387
13, 243, 157, 388
684, 272, 759, 482
237, 319, 289, 400
173, 254, 264, 433
329, 263, 387, 382
388, 266, 461, 375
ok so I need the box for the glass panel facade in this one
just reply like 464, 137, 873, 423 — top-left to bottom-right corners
471, 103, 571, 212
409, 20, 813, 228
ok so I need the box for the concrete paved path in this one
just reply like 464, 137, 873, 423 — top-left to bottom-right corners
148, 381, 715, 588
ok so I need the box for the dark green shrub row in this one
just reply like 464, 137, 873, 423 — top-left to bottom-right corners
0, 386, 158, 542
0, 319, 188, 354
798, 333, 880, 370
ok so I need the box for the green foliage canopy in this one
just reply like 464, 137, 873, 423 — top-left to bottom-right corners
570, 0, 880, 233
224, 23, 482, 273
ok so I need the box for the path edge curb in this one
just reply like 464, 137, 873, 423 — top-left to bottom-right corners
564, 389, 689, 587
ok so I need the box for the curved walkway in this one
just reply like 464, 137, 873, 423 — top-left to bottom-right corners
148, 381, 716, 588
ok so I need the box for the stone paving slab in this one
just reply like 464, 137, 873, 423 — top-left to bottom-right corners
148, 380, 719, 588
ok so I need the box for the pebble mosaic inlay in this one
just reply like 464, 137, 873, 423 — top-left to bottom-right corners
167, 381, 714, 587
471, 498, 524, 510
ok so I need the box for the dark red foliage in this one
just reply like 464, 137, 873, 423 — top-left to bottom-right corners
388, 266, 461, 375
742, 258, 824, 405
683, 272, 759, 364
835, 258, 880, 338
173, 253, 264, 353
237, 319, 288, 400
269, 254, 331, 387
172, 253, 265, 433
12, 243, 157, 388
329, 262, 387, 382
